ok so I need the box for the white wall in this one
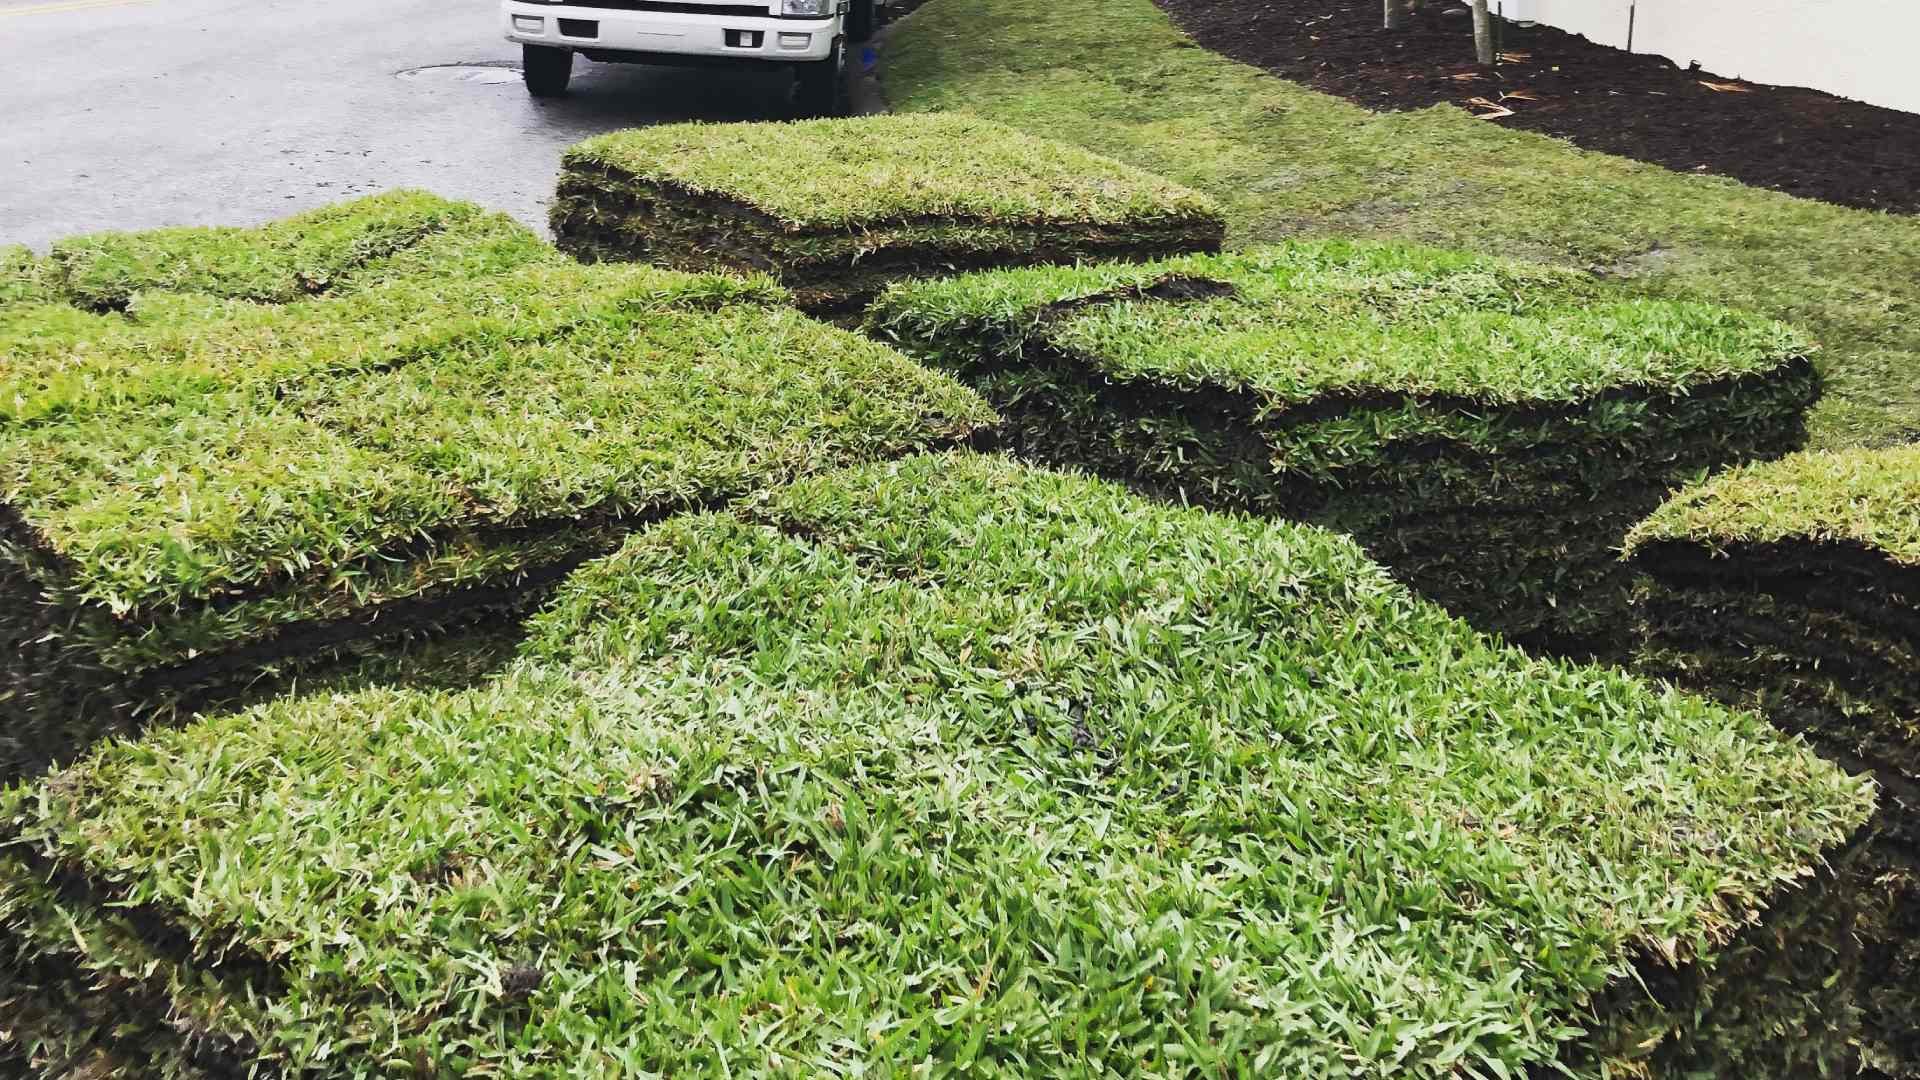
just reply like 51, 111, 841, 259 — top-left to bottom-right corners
1498, 0, 1920, 114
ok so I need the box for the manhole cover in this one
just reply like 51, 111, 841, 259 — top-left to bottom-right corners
396, 63, 522, 85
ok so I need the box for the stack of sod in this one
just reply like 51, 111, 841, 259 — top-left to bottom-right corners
550, 114, 1227, 314
0, 455, 1876, 1077
0, 195, 996, 780
866, 242, 1820, 654
4, 189, 535, 313
1626, 443, 1920, 1077
1626, 444, 1920, 830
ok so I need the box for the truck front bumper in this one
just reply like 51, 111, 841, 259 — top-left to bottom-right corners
502, 3, 837, 64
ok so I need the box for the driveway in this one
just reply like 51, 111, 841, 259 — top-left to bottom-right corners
0, 0, 800, 248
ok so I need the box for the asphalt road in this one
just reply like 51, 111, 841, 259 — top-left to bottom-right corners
0, 0, 805, 248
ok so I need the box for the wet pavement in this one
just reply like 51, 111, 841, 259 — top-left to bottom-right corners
0, 0, 801, 247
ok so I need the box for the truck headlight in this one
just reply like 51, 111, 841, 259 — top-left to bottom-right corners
781, 0, 832, 15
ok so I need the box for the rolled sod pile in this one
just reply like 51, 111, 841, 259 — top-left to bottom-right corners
0, 194, 995, 779
550, 114, 1226, 313
0, 455, 1877, 1077
866, 242, 1820, 653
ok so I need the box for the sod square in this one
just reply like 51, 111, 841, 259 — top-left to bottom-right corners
0, 196, 996, 779
0, 453, 1876, 1077
549, 114, 1227, 313
865, 241, 1821, 654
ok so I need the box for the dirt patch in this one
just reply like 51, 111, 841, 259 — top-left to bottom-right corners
1151, 0, 1920, 214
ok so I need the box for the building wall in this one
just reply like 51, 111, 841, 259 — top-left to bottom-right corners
1499, 0, 1920, 114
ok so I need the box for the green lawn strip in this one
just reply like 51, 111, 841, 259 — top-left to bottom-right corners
2, 246, 122, 346
0, 454, 1873, 1077
552, 114, 1226, 312
1, 194, 565, 400
1, 202, 996, 780
1, 306, 992, 776
1625, 445, 1920, 820
882, 0, 1920, 452
10, 302, 988, 616
867, 242, 1815, 652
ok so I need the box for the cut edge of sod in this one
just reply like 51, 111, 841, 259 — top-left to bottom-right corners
1625, 446, 1920, 840
551, 115, 1228, 312
1626, 443, 1920, 569
1623, 450, 1920, 1076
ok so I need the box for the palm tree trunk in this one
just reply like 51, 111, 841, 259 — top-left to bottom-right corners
1472, 0, 1495, 63
1384, 0, 1410, 30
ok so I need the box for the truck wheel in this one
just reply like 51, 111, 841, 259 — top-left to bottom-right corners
846, 0, 876, 43
795, 38, 848, 117
523, 44, 573, 98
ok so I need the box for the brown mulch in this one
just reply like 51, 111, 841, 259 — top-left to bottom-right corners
1151, 0, 1920, 214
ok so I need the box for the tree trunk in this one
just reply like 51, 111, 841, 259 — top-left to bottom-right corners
1472, 0, 1495, 64
1384, 0, 1409, 30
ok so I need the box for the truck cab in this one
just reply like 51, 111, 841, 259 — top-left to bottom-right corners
501, 0, 879, 114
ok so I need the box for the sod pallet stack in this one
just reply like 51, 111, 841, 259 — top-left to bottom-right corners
0, 455, 1878, 1077
0, 195, 995, 780
867, 242, 1819, 654
550, 114, 1226, 314
1628, 444, 1920, 801
1626, 444, 1920, 1076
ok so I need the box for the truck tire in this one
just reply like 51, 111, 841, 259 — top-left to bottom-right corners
846, 0, 876, 43
523, 44, 573, 98
795, 38, 847, 117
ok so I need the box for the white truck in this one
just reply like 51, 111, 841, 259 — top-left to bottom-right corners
501, 0, 881, 114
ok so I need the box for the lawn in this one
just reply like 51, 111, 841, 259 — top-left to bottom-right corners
877, 19, 1920, 1068
1631, 443, 1920, 564
1624, 446, 1920, 1071
883, 0, 1920, 452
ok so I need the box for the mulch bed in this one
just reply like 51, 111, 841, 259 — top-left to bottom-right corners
1152, 0, 1920, 214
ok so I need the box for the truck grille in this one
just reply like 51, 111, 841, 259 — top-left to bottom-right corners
562, 1, 772, 15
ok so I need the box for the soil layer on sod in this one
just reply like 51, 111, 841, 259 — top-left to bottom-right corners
1151, 0, 1920, 215
0, 194, 996, 781
866, 241, 1817, 655
1627, 444, 1920, 836
550, 114, 1226, 313
0, 454, 1876, 1077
